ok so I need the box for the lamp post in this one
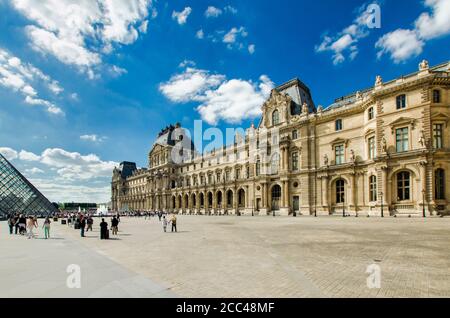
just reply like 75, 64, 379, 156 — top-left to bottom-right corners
380, 192, 384, 218
422, 189, 426, 218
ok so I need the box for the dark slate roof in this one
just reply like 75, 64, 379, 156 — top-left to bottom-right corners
119, 162, 137, 179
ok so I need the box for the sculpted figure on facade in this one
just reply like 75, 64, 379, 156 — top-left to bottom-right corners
419, 59, 429, 71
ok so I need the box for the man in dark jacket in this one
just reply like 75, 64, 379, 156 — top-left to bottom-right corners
80, 216, 86, 237
100, 218, 108, 240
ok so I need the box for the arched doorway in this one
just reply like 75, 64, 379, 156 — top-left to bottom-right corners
271, 185, 281, 211
208, 192, 213, 208
226, 190, 233, 208
216, 191, 223, 208
172, 196, 176, 209
200, 193, 205, 208
184, 194, 189, 209
238, 189, 245, 208
178, 195, 182, 209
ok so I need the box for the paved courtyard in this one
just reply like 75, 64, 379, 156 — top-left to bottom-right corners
1, 216, 450, 298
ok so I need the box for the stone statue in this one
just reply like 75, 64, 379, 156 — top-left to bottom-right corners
317, 105, 323, 113
323, 154, 329, 166
419, 59, 429, 71
350, 149, 356, 163
375, 75, 383, 86
381, 137, 387, 153
302, 102, 309, 115
419, 130, 426, 147
355, 91, 362, 100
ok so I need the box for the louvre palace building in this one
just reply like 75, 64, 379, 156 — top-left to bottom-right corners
112, 60, 450, 217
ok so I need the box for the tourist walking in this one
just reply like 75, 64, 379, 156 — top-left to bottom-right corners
7, 215, 14, 235
18, 214, 26, 235
43, 217, 51, 239
80, 216, 86, 237
86, 216, 93, 232
162, 216, 168, 232
170, 214, 177, 233
158, 211, 162, 222
111, 216, 119, 235
26, 216, 36, 239
100, 218, 108, 240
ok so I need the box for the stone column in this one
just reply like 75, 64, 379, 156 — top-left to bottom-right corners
350, 173, 356, 213
322, 177, 328, 208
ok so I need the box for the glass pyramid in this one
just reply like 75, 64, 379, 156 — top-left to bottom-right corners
0, 153, 57, 217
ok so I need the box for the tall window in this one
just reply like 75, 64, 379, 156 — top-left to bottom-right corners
272, 110, 280, 125
292, 152, 299, 171
292, 130, 298, 140
433, 124, 443, 149
433, 90, 441, 103
335, 119, 343, 131
397, 171, 410, 201
369, 175, 377, 202
256, 160, 261, 176
335, 144, 344, 165
368, 136, 376, 159
236, 168, 241, 179
368, 107, 374, 120
435, 169, 445, 200
396, 127, 409, 152
336, 179, 345, 204
396, 94, 406, 109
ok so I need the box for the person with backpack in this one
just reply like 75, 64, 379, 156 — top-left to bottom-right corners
170, 214, 177, 233
162, 216, 168, 233
111, 216, 119, 235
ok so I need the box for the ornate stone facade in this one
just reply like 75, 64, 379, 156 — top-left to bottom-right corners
112, 61, 450, 216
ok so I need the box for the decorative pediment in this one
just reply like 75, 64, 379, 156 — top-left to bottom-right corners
263, 89, 292, 111
431, 112, 450, 127
364, 128, 376, 138
330, 137, 349, 149
389, 117, 417, 133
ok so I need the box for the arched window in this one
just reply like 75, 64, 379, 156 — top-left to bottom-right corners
208, 192, 213, 207
369, 175, 377, 202
217, 191, 223, 207
271, 185, 281, 210
200, 193, 205, 207
336, 179, 345, 204
435, 169, 445, 200
272, 110, 280, 126
271, 153, 280, 175
397, 171, 410, 201
192, 194, 196, 207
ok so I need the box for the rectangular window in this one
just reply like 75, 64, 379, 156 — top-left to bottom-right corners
396, 95, 406, 109
256, 160, 261, 176
335, 144, 344, 165
433, 90, 441, 103
433, 124, 443, 149
369, 176, 377, 202
335, 119, 343, 131
292, 152, 299, 171
368, 137, 376, 159
292, 130, 298, 140
396, 127, 409, 152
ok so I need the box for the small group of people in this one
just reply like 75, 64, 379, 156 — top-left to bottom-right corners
6, 214, 52, 239
162, 214, 177, 233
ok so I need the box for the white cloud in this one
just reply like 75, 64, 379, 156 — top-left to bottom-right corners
223, 26, 247, 44
25, 167, 44, 174
3, 146, 118, 202
80, 134, 108, 143
0, 147, 18, 161
0, 48, 64, 115
159, 67, 225, 103
376, 0, 450, 63
205, 6, 222, 18
172, 7, 192, 25
19, 150, 41, 161
248, 44, 256, 54
196, 29, 205, 39
178, 60, 196, 68
224, 5, 238, 14
375, 29, 424, 63
160, 64, 274, 125
11, 0, 153, 77
316, 3, 376, 64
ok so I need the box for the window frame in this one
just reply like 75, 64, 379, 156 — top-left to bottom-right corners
395, 127, 409, 153
396, 94, 407, 110
336, 179, 345, 204
368, 107, 375, 120
335, 119, 343, 131
397, 171, 411, 201
272, 110, 280, 126
433, 89, 441, 103
335, 144, 345, 165
435, 169, 445, 200
369, 175, 377, 202
433, 123, 444, 149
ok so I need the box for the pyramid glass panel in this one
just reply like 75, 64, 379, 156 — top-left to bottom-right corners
0, 154, 57, 217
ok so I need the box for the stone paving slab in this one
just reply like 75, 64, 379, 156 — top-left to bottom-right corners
1, 216, 450, 298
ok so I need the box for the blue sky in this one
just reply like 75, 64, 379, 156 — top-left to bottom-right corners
0, 0, 449, 203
